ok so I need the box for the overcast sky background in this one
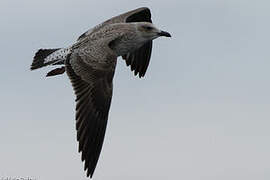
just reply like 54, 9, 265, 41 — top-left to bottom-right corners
1, 0, 270, 179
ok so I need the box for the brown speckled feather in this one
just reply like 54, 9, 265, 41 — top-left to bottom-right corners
66, 45, 116, 177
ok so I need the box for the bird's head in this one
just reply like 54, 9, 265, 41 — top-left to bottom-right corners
136, 22, 171, 41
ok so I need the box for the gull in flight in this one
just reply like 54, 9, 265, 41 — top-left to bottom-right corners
30, 7, 171, 178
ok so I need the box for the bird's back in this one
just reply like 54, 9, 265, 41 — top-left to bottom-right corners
74, 23, 144, 57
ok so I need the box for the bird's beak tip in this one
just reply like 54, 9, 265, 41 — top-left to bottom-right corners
159, 30, 171, 37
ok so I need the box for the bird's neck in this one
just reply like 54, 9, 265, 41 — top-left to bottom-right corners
110, 33, 147, 56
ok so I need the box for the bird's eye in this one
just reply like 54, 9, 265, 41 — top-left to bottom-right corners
144, 26, 153, 30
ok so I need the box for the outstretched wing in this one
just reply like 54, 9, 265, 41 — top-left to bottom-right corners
66, 42, 117, 177
122, 8, 153, 78
78, 7, 153, 78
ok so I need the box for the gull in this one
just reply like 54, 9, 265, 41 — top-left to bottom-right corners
30, 7, 171, 178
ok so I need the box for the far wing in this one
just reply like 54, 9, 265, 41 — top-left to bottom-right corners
78, 7, 153, 78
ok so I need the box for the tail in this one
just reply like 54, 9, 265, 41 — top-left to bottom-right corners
30, 48, 70, 70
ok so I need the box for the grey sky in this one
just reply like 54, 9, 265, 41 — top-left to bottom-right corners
1, 0, 270, 179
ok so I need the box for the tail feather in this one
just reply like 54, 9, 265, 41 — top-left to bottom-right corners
31, 48, 61, 70
46, 66, 66, 77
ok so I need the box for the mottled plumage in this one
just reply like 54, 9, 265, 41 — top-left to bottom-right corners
30, 7, 171, 178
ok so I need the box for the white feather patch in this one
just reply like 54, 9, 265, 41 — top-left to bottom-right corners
44, 48, 71, 64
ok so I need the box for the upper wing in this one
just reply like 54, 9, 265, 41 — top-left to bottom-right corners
66, 42, 117, 177
78, 7, 153, 78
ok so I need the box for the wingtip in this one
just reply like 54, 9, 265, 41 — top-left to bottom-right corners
87, 168, 92, 178
130, 7, 151, 16
137, 7, 150, 11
